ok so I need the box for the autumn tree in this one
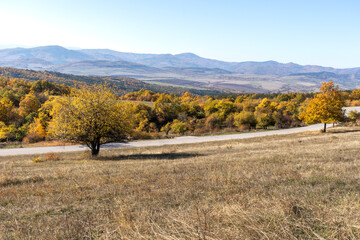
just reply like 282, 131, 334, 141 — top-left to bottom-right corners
205, 113, 221, 131
132, 103, 153, 132
23, 118, 46, 143
234, 111, 257, 129
180, 101, 204, 119
348, 110, 360, 122
299, 81, 345, 132
204, 99, 235, 120
180, 92, 194, 103
0, 122, 11, 141
349, 88, 360, 100
273, 101, 299, 128
153, 93, 180, 126
170, 119, 188, 135
254, 98, 275, 128
19, 92, 41, 118
160, 122, 172, 135
0, 97, 16, 124
48, 84, 132, 156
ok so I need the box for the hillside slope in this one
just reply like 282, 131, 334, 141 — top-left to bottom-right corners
0, 67, 223, 95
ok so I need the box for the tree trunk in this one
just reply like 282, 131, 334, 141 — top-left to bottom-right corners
90, 138, 101, 156
91, 146, 100, 156
323, 123, 327, 133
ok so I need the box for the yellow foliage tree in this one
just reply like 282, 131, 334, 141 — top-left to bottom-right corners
234, 111, 256, 128
48, 84, 133, 155
180, 92, 194, 103
254, 98, 275, 128
350, 88, 360, 100
0, 121, 10, 141
0, 97, 15, 123
19, 92, 41, 117
299, 81, 345, 132
24, 118, 47, 143
170, 119, 188, 135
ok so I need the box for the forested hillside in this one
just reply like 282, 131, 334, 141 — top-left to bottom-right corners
1, 73, 359, 145
0, 67, 223, 96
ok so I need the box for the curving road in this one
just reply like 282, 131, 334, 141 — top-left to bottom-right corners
1, 106, 359, 157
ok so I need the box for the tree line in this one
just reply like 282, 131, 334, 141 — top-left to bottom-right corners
0, 76, 357, 155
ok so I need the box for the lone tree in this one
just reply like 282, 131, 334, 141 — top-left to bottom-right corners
299, 81, 345, 132
49, 84, 132, 156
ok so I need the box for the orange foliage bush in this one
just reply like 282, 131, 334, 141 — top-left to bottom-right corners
238, 124, 251, 131
45, 153, 60, 161
23, 133, 43, 143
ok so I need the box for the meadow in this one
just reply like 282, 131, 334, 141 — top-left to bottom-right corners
1, 126, 360, 239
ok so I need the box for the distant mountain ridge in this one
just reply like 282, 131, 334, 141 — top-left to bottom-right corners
0, 46, 91, 64
1, 45, 360, 92
2, 45, 358, 75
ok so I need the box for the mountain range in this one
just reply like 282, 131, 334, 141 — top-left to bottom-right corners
0, 45, 359, 92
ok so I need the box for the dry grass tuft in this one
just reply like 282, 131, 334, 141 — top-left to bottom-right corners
1, 126, 360, 239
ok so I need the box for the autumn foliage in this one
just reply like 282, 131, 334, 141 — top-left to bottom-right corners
48, 84, 132, 155
0, 75, 356, 153
299, 81, 345, 132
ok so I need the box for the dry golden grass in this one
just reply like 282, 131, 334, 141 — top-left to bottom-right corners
1, 127, 360, 239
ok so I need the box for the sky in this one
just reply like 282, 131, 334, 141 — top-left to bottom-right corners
1, 0, 360, 68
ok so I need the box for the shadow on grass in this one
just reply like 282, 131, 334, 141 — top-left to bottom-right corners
329, 129, 360, 134
96, 152, 204, 161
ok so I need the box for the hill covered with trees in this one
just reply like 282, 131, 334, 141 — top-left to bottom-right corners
1, 70, 359, 152
0, 67, 223, 96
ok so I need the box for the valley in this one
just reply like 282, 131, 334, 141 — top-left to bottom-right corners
1, 45, 360, 93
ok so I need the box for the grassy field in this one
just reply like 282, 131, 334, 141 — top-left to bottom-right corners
1, 126, 360, 239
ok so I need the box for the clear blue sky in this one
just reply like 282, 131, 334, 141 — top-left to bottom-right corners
1, 0, 360, 68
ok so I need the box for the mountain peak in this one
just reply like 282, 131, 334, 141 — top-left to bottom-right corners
176, 52, 199, 58
33, 45, 68, 51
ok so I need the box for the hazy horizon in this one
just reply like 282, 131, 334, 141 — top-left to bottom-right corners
0, 44, 358, 70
